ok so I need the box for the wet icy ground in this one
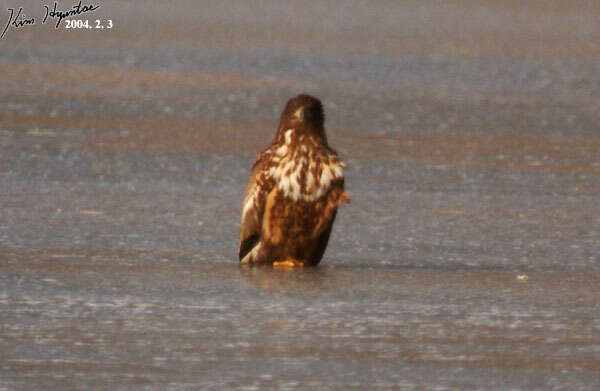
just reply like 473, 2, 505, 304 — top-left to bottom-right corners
1, 1, 600, 389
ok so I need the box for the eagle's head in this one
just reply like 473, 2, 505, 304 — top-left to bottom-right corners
276, 94, 326, 143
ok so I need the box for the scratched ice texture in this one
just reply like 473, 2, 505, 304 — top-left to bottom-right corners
1, 1, 599, 390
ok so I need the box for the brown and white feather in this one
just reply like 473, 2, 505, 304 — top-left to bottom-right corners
238, 94, 348, 266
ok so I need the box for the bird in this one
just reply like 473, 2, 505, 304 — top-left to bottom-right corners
238, 94, 349, 267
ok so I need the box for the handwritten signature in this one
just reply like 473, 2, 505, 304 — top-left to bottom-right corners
44, 1, 100, 28
1, 1, 100, 39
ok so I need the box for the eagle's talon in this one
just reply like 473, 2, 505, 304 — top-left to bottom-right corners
273, 259, 304, 268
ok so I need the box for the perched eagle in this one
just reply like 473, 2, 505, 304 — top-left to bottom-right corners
238, 94, 349, 267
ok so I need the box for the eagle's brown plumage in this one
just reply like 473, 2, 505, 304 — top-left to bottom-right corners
239, 94, 349, 267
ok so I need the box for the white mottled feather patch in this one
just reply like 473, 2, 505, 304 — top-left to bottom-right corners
242, 191, 256, 218
275, 145, 287, 156
284, 129, 293, 145
267, 136, 344, 201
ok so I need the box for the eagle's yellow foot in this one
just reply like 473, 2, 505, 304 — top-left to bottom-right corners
273, 259, 304, 268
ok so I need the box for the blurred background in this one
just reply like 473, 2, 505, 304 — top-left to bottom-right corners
1, 1, 599, 389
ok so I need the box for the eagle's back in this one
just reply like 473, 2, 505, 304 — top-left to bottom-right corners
239, 94, 348, 266
257, 132, 346, 264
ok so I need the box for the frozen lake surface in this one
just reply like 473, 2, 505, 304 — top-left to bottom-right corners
1, 1, 599, 389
